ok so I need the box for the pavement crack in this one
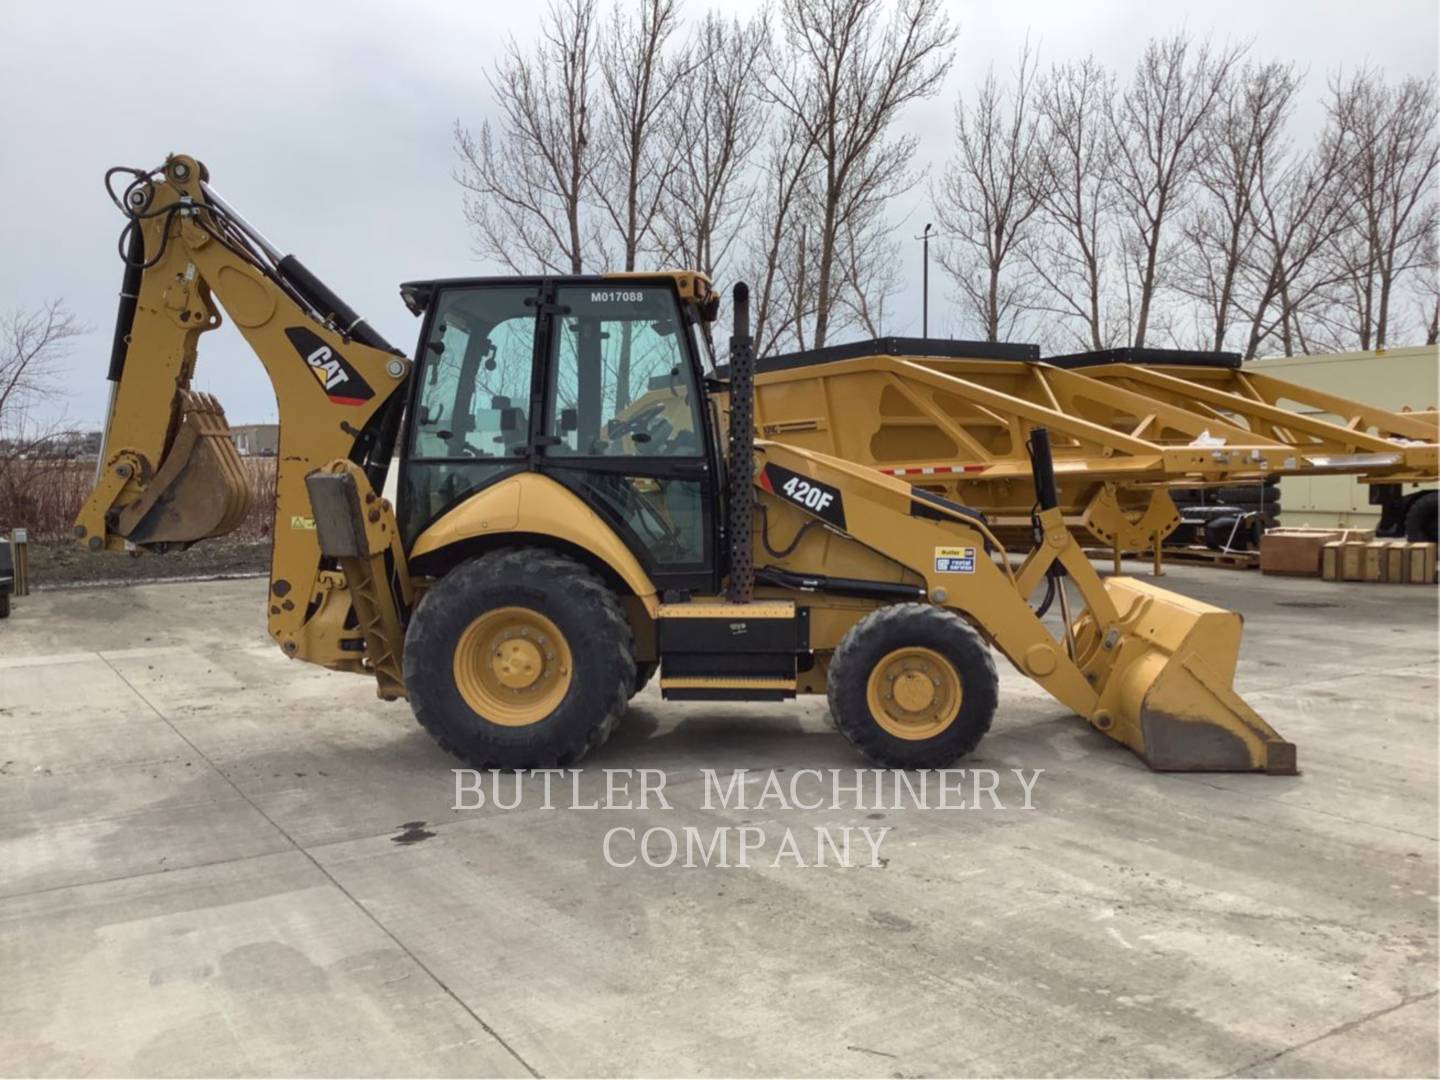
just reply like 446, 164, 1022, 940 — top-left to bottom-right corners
99, 655, 544, 1080
846, 1044, 899, 1059
1165, 772, 1439, 842
1223, 989, 1438, 1077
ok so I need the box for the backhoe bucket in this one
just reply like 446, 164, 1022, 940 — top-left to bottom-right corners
1082, 577, 1296, 774
114, 391, 253, 547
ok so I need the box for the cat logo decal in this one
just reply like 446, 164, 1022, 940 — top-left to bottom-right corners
283, 327, 374, 406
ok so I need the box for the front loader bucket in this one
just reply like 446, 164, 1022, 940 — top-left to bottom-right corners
114, 391, 253, 547
1082, 578, 1296, 774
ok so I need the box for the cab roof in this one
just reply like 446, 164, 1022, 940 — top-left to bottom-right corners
399, 271, 714, 316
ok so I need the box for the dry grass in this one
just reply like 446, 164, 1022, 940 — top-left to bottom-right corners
0, 455, 278, 541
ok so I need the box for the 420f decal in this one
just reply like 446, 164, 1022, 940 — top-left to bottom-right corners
760, 463, 846, 529
284, 326, 375, 406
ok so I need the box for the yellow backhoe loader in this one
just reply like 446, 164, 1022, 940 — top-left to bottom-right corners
76, 155, 1296, 773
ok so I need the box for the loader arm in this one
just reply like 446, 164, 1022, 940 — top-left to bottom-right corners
75, 155, 412, 669
752, 437, 1295, 774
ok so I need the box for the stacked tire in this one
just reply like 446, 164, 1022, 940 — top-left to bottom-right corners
1166, 479, 1281, 551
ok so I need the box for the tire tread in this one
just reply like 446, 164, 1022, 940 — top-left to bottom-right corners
403, 546, 635, 769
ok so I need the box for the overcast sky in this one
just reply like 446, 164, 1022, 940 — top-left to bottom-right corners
1, 0, 1435, 428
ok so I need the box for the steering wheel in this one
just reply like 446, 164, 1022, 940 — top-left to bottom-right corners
606, 402, 667, 443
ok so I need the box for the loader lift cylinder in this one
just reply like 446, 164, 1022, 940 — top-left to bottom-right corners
727, 282, 755, 604
1029, 426, 1060, 512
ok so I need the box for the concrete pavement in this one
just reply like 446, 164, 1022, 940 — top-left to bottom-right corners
1, 566, 1436, 1076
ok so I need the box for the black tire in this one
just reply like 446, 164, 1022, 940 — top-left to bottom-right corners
1204, 515, 1261, 551
1180, 505, 1245, 525
403, 547, 635, 769
630, 661, 658, 700
827, 604, 998, 769
1404, 491, 1439, 543
1215, 484, 1281, 507
0, 590, 9, 619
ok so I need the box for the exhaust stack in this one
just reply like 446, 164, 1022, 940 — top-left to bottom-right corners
727, 282, 755, 604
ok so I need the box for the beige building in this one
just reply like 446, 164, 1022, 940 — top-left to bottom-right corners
1248, 345, 1438, 530
230, 423, 279, 456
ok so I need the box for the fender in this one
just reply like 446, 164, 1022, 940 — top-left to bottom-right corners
410, 472, 659, 614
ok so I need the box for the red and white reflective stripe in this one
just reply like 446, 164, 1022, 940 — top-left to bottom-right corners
879, 463, 989, 476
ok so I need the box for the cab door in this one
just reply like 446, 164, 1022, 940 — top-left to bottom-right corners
399, 284, 538, 544
538, 282, 717, 592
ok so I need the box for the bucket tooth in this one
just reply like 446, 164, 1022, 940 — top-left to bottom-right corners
1086, 577, 1296, 774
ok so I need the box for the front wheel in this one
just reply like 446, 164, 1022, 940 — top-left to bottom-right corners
828, 604, 998, 769
403, 548, 635, 768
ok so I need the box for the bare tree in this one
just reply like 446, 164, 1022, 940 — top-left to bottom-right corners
1026, 57, 1120, 351
1324, 70, 1439, 349
1108, 32, 1246, 347
0, 301, 83, 434
768, 0, 955, 347
656, 12, 768, 282
1178, 60, 1299, 351
749, 113, 820, 355
592, 0, 691, 272
935, 41, 1046, 342
453, 0, 599, 274
0, 302, 88, 538
1239, 112, 1352, 357
1419, 225, 1440, 346
834, 214, 902, 338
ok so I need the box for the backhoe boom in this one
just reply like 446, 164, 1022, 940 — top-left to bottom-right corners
76, 155, 411, 669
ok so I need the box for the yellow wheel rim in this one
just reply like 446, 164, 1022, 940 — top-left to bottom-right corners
452, 607, 573, 726
865, 646, 962, 741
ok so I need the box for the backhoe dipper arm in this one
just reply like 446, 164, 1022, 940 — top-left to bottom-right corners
75, 154, 412, 669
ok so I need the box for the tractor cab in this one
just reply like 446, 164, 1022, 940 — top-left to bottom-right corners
397, 273, 725, 593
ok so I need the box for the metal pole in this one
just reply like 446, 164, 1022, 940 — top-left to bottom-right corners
916, 223, 933, 338
923, 224, 931, 337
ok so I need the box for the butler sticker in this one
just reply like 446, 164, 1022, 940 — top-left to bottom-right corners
934, 546, 976, 573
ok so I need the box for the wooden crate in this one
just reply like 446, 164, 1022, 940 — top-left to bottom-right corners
1385, 543, 1408, 583
1321, 540, 1369, 581
1323, 540, 1435, 584
1261, 528, 1373, 577
1406, 543, 1437, 584
1363, 542, 1389, 582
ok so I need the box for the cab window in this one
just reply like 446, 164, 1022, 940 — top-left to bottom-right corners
546, 286, 702, 458
411, 287, 535, 460
401, 286, 536, 545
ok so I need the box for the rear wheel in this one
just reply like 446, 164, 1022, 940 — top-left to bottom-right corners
828, 604, 997, 768
403, 548, 634, 768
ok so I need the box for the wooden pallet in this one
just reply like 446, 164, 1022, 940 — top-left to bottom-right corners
1163, 545, 1259, 570
1084, 545, 1259, 571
